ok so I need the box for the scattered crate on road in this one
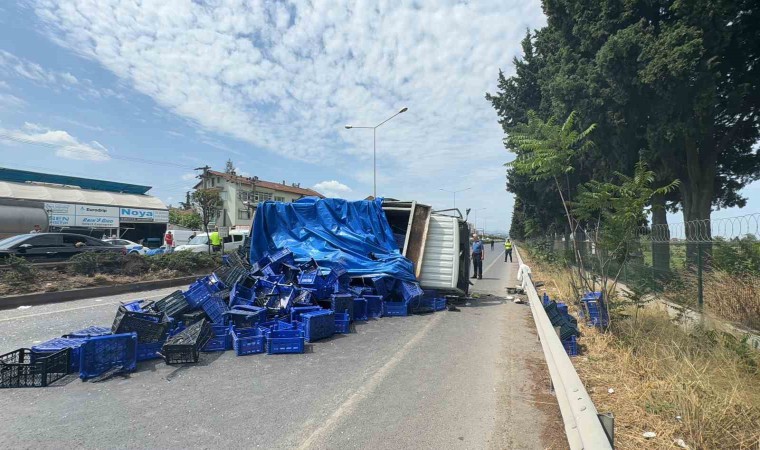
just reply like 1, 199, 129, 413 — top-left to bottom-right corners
0, 348, 70, 388
352, 298, 368, 321
32, 337, 88, 373
300, 310, 335, 342
383, 301, 409, 317
434, 297, 447, 311
136, 341, 165, 361
265, 329, 304, 354
230, 327, 266, 356
79, 333, 138, 380
334, 312, 351, 334
161, 319, 213, 365
63, 326, 112, 339
152, 290, 192, 318
201, 324, 232, 352
562, 335, 578, 356
112, 305, 170, 344
365, 295, 383, 318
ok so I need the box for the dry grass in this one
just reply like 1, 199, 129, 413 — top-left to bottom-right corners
703, 271, 760, 331
522, 250, 760, 450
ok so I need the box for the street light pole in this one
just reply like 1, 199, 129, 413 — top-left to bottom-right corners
439, 187, 472, 210
345, 107, 408, 198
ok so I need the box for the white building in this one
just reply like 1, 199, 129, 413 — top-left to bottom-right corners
194, 170, 323, 228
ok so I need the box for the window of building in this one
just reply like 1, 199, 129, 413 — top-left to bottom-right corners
238, 209, 251, 220
274, 196, 285, 202
253, 191, 273, 202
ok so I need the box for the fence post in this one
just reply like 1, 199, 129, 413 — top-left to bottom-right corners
697, 241, 703, 309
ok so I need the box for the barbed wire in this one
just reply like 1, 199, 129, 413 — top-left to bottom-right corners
637, 213, 759, 243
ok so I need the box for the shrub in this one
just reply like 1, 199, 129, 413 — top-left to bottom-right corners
2, 254, 38, 285
69, 252, 123, 276
122, 253, 150, 276
148, 251, 219, 275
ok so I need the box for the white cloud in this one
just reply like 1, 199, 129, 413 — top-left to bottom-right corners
0, 49, 78, 87
31, 0, 546, 229
0, 123, 110, 161
181, 172, 197, 181
313, 180, 352, 198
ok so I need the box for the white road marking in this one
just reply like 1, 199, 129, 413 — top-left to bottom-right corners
297, 312, 445, 449
483, 250, 506, 275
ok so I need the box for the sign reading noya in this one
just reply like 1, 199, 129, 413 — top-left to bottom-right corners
120, 207, 169, 223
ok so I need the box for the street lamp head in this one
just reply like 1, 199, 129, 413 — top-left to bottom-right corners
344, 125, 353, 129
399, 107, 408, 113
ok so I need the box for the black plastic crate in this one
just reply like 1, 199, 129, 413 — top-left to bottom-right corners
161, 319, 213, 365
152, 290, 192, 318
181, 309, 208, 325
0, 348, 70, 388
112, 305, 170, 344
213, 265, 247, 289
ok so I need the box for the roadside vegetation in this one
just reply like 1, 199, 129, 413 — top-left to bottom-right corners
0, 252, 220, 296
521, 247, 760, 450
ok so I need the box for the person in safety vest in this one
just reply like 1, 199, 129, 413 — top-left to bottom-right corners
210, 228, 222, 252
504, 238, 513, 262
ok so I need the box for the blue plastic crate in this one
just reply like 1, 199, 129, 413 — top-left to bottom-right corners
229, 282, 256, 307
334, 312, 351, 333
400, 280, 424, 303
582, 299, 609, 328
383, 301, 409, 317
268, 248, 295, 272
63, 326, 112, 339
202, 325, 232, 352
301, 310, 335, 342
230, 327, 266, 356
184, 276, 223, 308
79, 333, 138, 380
250, 255, 272, 275
562, 335, 578, 356
265, 329, 304, 354
434, 297, 447, 311
290, 306, 322, 323
542, 293, 551, 306
122, 300, 148, 312
330, 293, 354, 319
200, 294, 229, 324
225, 305, 267, 328
581, 291, 603, 301
365, 295, 382, 318
557, 302, 569, 316
353, 298, 368, 321
136, 341, 164, 361
32, 337, 88, 373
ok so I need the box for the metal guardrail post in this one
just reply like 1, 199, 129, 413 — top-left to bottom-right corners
514, 245, 613, 450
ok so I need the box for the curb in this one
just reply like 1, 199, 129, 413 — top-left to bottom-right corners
0, 275, 200, 310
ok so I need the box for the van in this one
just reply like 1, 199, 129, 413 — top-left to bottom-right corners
165, 229, 197, 247
174, 229, 249, 253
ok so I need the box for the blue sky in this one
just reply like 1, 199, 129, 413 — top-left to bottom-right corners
0, 1, 756, 235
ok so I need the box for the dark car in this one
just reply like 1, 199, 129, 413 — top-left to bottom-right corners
0, 233, 125, 262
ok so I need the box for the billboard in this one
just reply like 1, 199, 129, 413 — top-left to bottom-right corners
120, 207, 169, 223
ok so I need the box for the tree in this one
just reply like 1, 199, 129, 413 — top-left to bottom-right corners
169, 208, 202, 230
191, 189, 222, 254
508, 110, 596, 288
179, 191, 193, 210
225, 159, 235, 174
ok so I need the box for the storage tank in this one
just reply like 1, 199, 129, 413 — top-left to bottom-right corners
0, 199, 49, 239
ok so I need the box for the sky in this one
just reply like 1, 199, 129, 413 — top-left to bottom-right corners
0, 1, 756, 235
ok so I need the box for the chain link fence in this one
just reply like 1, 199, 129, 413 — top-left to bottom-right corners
522, 213, 760, 331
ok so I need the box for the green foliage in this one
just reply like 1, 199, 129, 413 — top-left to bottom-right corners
69, 252, 123, 276
148, 251, 219, 275
712, 237, 760, 275
507, 111, 596, 182
169, 208, 202, 230
2, 254, 38, 285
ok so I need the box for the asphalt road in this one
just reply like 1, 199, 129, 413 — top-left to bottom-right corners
0, 249, 562, 449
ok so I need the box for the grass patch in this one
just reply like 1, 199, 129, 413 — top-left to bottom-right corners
521, 248, 760, 450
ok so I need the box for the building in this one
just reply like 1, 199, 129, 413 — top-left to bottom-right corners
0, 167, 169, 242
194, 170, 323, 228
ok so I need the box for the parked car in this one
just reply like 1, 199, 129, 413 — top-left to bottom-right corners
103, 238, 148, 255
174, 230, 248, 253
0, 233, 125, 262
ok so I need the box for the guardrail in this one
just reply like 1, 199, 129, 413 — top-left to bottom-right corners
515, 246, 613, 450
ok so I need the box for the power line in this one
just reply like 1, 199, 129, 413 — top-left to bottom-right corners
0, 132, 195, 170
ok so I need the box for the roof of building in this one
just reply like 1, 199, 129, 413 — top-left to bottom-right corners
0, 167, 152, 195
196, 170, 324, 198
0, 180, 167, 210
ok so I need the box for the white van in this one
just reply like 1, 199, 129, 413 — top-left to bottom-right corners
174, 229, 248, 253
165, 229, 196, 247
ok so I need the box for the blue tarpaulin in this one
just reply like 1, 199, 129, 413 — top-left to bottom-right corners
249, 198, 416, 282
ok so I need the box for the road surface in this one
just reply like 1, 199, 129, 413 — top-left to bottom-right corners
0, 249, 563, 449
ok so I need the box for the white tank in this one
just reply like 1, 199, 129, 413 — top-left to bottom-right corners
0, 199, 49, 238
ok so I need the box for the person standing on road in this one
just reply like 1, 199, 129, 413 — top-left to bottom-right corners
471, 234, 484, 279
504, 238, 513, 262
164, 231, 174, 249
490, 239, 494, 250
210, 228, 222, 252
